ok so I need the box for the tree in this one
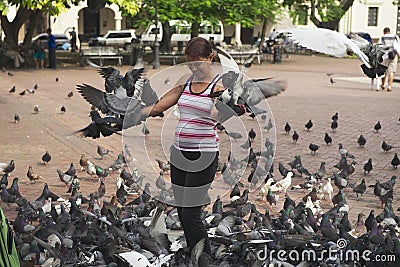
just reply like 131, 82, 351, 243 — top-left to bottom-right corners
282, 0, 355, 30
0, 0, 140, 51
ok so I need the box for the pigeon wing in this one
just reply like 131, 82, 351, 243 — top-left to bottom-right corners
122, 68, 145, 97
287, 28, 371, 68
215, 46, 240, 73
242, 78, 286, 105
76, 84, 108, 113
103, 94, 132, 115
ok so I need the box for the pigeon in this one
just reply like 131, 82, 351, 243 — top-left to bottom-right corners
292, 131, 299, 143
142, 122, 150, 135
76, 110, 122, 139
14, 113, 20, 123
305, 119, 313, 131
67, 91, 73, 98
391, 153, 399, 169
76, 67, 149, 129
56, 77, 59, 82
9, 86, 15, 93
7, 72, 13, 77
41, 151, 51, 165
382, 141, 394, 152
248, 128, 256, 141
357, 134, 367, 147
215, 46, 285, 107
352, 179, 366, 198
309, 143, 319, 154
331, 112, 338, 121
264, 118, 273, 131
331, 118, 338, 132
61, 106, 66, 113
284, 122, 291, 134
156, 172, 166, 191
156, 159, 170, 173
363, 158, 373, 174
324, 133, 332, 145
338, 143, 355, 158
286, 28, 371, 68
33, 105, 40, 114
79, 154, 88, 171
374, 121, 381, 133
57, 170, 73, 186
240, 138, 252, 149
0, 160, 15, 174
97, 145, 110, 159
330, 77, 335, 84
27, 166, 42, 183
19, 90, 26, 96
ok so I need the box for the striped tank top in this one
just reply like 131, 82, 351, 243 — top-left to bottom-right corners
174, 74, 221, 152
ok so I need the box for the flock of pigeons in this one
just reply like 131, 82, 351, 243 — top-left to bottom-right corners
0, 28, 399, 267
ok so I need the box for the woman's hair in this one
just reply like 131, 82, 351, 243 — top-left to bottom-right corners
185, 37, 212, 58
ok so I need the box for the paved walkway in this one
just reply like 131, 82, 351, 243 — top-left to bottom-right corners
0, 55, 399, 222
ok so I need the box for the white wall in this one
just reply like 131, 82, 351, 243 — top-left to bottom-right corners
340, 0, 398, 40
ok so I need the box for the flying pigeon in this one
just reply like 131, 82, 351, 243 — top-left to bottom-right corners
76, 67, 159, 130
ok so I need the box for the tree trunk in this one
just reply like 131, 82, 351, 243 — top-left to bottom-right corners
160, 21, 172, 52
191, 22, 200, 39
22, 10, 43, 49
318, 20, 339, 31
258, 17, 268, 52
0, 7, 31, 50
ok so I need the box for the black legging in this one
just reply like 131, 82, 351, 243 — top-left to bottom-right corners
49, 48, 56, 68
170, 147, 218, 255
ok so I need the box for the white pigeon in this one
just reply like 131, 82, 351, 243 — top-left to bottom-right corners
323, 177, 334, 201
86, 160, 96, 177
286, 28, 371, 68
305, 196, 314, 210
270, 171, 293, 192
259, 177, 275, 201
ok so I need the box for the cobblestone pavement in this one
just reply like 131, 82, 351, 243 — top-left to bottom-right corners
0, 54, 399, 224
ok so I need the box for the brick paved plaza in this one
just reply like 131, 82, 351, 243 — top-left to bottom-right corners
0, 54, 399, 223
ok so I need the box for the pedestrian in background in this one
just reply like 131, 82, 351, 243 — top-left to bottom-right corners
69, 27, 77, 52
47, 28, 56, 68
378, 27, 399, 91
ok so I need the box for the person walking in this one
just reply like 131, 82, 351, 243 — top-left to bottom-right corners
141, 37, 225, 265
378, 27, 399, 92
69, 27, 77, 52
47, 28, 56, 68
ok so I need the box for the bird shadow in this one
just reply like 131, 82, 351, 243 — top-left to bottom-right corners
35, 162, 46, 166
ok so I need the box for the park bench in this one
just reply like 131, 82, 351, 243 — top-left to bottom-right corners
80, 47, 123, 66
158, 52, 185, 65
224, 47, 262, 64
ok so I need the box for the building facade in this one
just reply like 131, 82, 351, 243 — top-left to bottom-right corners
1, 0, 399, 46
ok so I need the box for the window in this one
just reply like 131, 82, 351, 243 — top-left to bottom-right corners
368, 7, 378, 26
297, 6, 308, 25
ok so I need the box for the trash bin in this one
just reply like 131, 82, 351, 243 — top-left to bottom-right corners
273, 46, 282, 64
130, 38, 142, 66
177, 41, 184, 53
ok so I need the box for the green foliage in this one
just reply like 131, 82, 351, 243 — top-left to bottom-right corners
282, 0, 353, 28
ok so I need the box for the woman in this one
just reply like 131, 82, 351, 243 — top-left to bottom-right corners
33, 39, 45, 69
142, 37, 224, 263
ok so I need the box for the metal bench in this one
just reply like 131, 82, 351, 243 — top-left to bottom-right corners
225, 48, 262, 64
80, 47, 123, 66
158, 52, 185, 65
